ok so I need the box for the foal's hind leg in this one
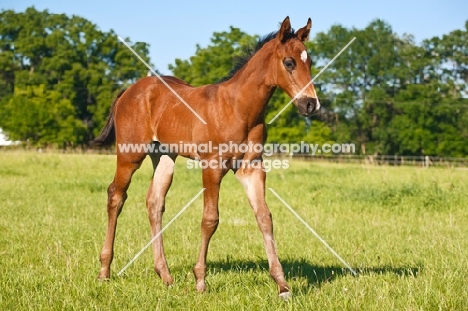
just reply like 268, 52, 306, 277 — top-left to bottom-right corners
98, 153, 145, 280
235, 165, 291, 298
146, 153, 176, 285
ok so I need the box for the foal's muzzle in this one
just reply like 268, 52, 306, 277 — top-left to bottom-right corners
297, 97, 320, 116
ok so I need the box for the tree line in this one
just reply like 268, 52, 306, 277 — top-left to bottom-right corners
1, 7, 467, 156
0, 7, 150, 146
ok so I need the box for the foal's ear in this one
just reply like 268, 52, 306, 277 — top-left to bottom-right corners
277, 16, 292, 43
296, 18, 312, 42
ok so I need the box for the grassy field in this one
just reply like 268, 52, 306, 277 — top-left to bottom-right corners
0, 152, 467, 310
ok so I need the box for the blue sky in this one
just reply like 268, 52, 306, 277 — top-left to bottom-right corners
2, 0, 468, 74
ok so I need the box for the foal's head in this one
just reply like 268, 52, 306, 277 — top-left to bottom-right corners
270, 17, 320, 116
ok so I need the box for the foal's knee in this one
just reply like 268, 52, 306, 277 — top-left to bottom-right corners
201, 215, 219, 233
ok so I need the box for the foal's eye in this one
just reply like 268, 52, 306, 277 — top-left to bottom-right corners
283, 57, 296, 72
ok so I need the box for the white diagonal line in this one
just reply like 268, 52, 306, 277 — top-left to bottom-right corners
268, 37, 356, 124
117, 36, 207, 125
268, 188, 358, 276
117, 188, 205, 276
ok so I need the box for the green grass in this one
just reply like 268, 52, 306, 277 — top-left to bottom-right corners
0, 152, 467, 310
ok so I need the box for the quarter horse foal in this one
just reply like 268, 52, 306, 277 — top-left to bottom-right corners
93, 16, 320, 298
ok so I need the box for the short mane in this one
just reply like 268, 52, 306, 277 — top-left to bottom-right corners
217, 27, 296, 83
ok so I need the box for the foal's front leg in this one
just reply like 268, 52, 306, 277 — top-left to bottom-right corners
235, 165, 291, 298
193, 166, 227, 292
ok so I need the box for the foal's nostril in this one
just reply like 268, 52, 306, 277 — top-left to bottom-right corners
298, 97, 319, 116
306, 98, 316, 114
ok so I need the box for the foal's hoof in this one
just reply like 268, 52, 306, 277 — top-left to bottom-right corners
162, 276, 174, 286
195, 281, 206, 293
279, 291, 292, 301
155, 268, 174, 286
97, 270, 110, 280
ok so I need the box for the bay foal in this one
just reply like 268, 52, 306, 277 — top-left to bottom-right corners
93, 17, 320, 298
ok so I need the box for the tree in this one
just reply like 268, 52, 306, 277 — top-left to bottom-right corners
386, 24, 468, 157
0, 7, 151, 146
1, 85, 86, 145
312, 20, 405, 154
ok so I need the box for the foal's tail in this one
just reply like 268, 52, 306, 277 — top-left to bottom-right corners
90, 89, 126, 147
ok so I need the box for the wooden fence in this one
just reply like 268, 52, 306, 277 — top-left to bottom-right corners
274, 154, 468, 168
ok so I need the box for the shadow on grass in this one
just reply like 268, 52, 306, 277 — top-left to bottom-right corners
206, 257, 422, 287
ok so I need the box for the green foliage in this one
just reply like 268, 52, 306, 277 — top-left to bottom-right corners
0, 84, 87, 145
312, 19, 468, 156
0, 7, 151, 146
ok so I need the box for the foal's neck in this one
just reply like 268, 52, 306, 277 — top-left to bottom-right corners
220, 43, 277, 125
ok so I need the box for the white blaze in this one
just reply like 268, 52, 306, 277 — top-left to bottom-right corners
300, 50, 308, 63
